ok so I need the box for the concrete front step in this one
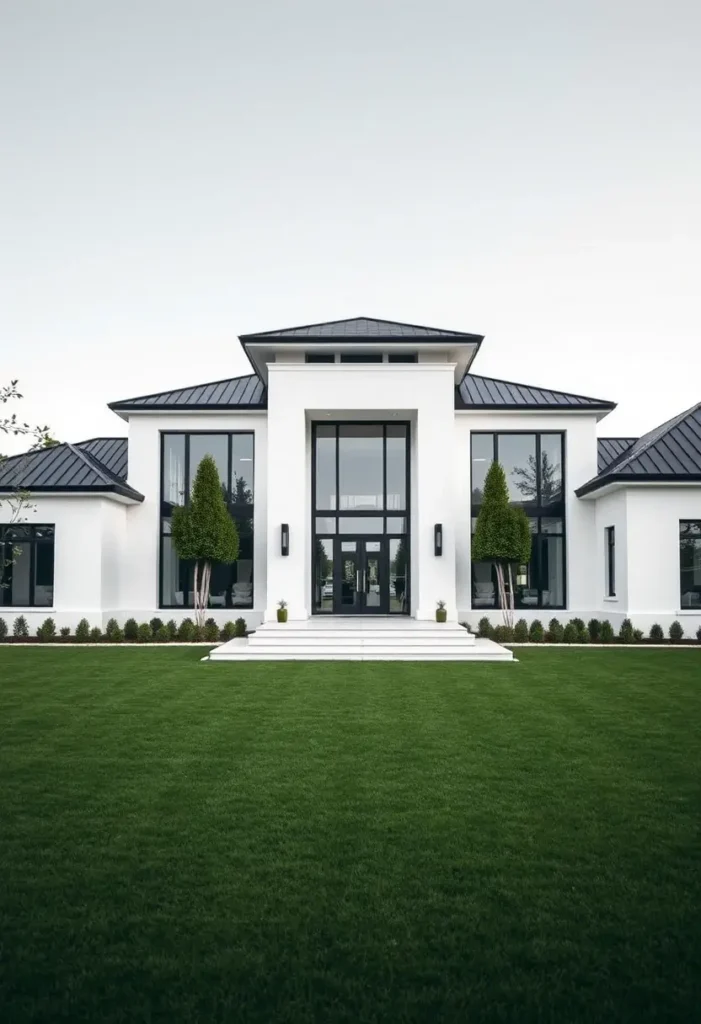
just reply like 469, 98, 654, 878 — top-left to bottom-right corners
208, 636, 513, 662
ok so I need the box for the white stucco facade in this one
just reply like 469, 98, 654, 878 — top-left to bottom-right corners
2, 318, 700, 636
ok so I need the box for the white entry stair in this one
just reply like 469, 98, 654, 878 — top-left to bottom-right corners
207, 617, 513, 661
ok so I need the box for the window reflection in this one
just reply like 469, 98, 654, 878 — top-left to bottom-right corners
189, 434, 228, 499
471, 433, 493, 505
386, 425, 407, 510
339, 425, 383, 510
315, 426, 336, 510
497, 434, 537, 505
314, 538, 334, 612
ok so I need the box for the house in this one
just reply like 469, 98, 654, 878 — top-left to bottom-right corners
1, 317, 700, 643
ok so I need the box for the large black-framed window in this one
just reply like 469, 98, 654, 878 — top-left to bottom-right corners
471, 432, 566, 609
680, 520, 701, 610
312, 422, 410, 614
0, 524, 55, 607
605, 526, 616, 597
160, 432, 254, 609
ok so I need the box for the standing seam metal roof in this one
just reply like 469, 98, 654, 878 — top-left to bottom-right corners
239, 316, 481, 339
0, 441, 142, 500
456, 373, 615, 410
597, 437, 638, 473
108, 373, 266, 411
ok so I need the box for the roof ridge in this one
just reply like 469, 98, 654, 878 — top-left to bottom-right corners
608, 400, 701, 475
240, 315, 480, 338
66, 443, 118, 485
76, 436, 127, 446
463, 372, 615, 406
108, 372, 260, 408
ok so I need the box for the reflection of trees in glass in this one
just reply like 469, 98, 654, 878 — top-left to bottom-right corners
231, 474, 253, 506
316, 539, 331, 580
512, 451, 561, 504
391, 538, 408, 600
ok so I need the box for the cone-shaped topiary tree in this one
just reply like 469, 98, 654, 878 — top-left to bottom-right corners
171, 455, 240, 627
472, 461, 532, 628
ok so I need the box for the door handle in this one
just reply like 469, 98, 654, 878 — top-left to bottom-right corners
362, 570, 367, 593
356, 570, 361, 592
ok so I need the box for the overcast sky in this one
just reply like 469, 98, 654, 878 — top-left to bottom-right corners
1, 0, 699, 451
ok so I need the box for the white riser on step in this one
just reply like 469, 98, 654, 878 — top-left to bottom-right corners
209, 652, 513, 661
247, 636, 475, 647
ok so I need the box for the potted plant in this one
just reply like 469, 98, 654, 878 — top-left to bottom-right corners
277, 600, 288, 623
436, 600, 447, 623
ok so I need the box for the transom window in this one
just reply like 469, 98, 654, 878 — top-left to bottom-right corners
471, 432, 566, 610
160, 432, 254, 609
0, 524, 55, 607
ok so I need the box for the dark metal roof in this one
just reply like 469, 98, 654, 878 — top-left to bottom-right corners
456, 373, 616, 411
597, 437, 637, 473
109, 374, 266, 412
76, 437, 128, 480
240, 316, 483, 341
0, 441, 143, 501
578, 402, 701, 496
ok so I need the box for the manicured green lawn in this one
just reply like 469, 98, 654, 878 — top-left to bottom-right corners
0, 649, 699, 1023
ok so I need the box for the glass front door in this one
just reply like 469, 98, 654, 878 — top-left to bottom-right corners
339, 540, 384, 614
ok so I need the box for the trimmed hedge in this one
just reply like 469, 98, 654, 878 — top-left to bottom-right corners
513, 619, 529, 643
529, 620, 544, 643
669, 621, 684, 643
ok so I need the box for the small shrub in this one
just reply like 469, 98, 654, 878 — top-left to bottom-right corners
588, 619, 601, 642
204, 620, 220, 642
150, 617, 164, 635
0, 618, 7, 640
13, 615, 29, 638
696, 625, 701, 643
234, 617, 247, 638
178, 617, 196, 642
563, 622, 578, 643
124, 618, 138, 641
547, 618, 564, 643
111, 626, 124, 642
571, 617, 585, 634
136, 622, 153, 643
513, 618, 529, 643
579, 626, 591, 644
477, 616, 493, 639
618, 618, 634, 644
493, 624, 514, 643
166, 619, 178, 640
59, 626, 71, 639
460, 621, 473, 633
104, 618, 121, 642
156, 624, 170, 642
37, 617, 56, 641
75, 618, 91, 642
669, 620, 684, 643
633, 629, 644, 642
600, 620, 614, 644
220, 621, 237, 641
89, 627, 103, 643
193, 624, 206, 642
649, 623, 664, 642
529, 619, 544, 643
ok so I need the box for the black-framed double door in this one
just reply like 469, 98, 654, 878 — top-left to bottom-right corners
337, 537, 384, 614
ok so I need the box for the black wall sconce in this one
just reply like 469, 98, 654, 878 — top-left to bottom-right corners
434, 523, 443, 556
281, 523, 289, 556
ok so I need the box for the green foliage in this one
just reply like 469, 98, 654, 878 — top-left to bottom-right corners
37, 617, 56, 642
220, 621, 237, 641
513, 618, 529, 642
477, 616, 493, 639
234, 617, 247, 638
13, 616, 29, 638
696, 625, 701, 643
177, 618, 196, 642
149, 617, 164, 634
193, 624, 206, 642
136, 622, 153, 643
89, 627, 103, 643
493, 625, 514, 643
633, 629, 644, 642
600, 620, 614, 644
204, 620, 221, 642
587, 619, 601, 642
155, 624, 170, 643
59, 626, 71, 639
570, 618, 588, 642
669, 621, 684, 643
547, 618, 564, 643
166, 619, 178, 640
619, 618, 635, 644
649, 623, 664, 642
75, 618, 90, 643
0, 618, 7, 640
579, 627, 591, 644
171, 454, 239, 565
528, 619, 544, 643
205, 616, 218, 630
472, 462, 532, 567
124, 618, 138, 641
105, 618, 121, 642
563, 622, 578, 644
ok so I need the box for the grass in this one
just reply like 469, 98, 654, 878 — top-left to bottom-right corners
0, 648, 699, 1023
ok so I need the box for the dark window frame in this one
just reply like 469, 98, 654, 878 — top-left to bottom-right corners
470, 431, 567, 610
305, 353, 335, 363
605, 526, 616, 597
311, 421, 411, 615
159, 431, 255, 610
0, 523, 55, 607
388, 353, 418, 363
679, 519, 701, 609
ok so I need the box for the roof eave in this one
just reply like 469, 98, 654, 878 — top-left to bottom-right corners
576, 473, 701, 498
0, 483, 144, 503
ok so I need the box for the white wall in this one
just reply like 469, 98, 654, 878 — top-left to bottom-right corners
454, 412, 601, 626
594, 489, 629, 614
265, 361, 458, 620
124, 411, 268, 627
0, 495, 127, 633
